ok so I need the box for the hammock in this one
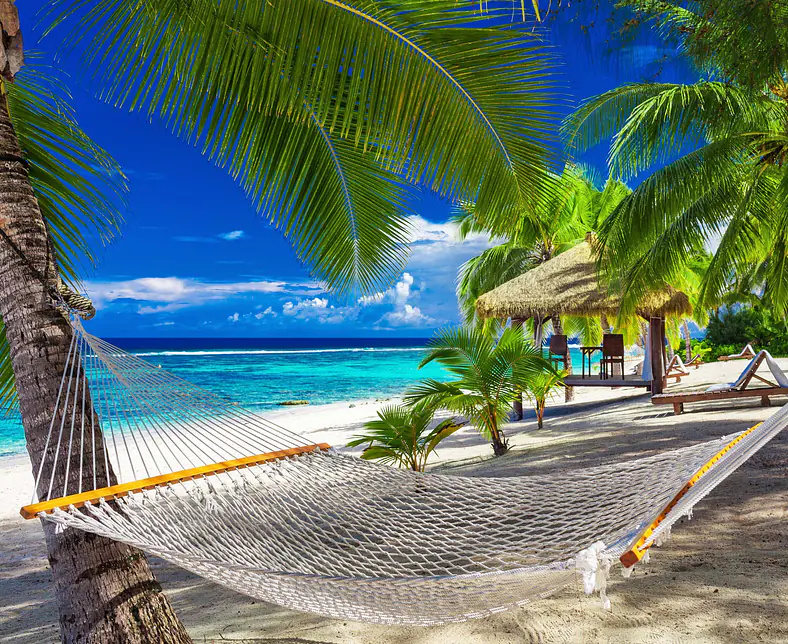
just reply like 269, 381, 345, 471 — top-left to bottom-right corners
21, 317, 788, 626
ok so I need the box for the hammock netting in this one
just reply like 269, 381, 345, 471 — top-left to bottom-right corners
24, 318, 788, 625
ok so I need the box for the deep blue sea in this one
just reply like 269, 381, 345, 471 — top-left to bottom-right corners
0, 339, 592, 457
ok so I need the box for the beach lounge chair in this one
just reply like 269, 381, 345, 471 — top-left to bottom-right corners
664, 354, 690, 383
601, 334, 625, 379
718, 343, 756, 362
685, 354, 702, 369
653, 350, 788, 414
548, 334, 568, 370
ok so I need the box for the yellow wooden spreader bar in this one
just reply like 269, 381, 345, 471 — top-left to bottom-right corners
20, 443, 331, 520
620, 424, 761, 568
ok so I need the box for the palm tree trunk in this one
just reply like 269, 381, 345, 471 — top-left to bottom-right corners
511, 317, 525, 420
682, 319, 692, 362
551, 314, 574, 402
0, 68, 191, 643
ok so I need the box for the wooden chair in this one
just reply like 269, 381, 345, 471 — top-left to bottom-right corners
601, 334, 625, 380
548, 334, 568, 370
664, 354, 690, 383
653, 350, 788, 414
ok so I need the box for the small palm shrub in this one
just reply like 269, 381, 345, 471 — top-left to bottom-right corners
347, 401, 463, 472
523, 369, 565, 429
406, 325, 554, 456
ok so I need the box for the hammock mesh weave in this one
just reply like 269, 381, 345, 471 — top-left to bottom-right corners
25, 318, 788, 625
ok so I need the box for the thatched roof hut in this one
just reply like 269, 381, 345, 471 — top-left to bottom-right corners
475, 240, 692, 321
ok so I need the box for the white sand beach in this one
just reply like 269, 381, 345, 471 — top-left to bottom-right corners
2, 357, 788, 643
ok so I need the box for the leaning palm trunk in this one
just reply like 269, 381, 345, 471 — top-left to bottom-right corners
683, 319, 692, 362
0, 78, 191, 643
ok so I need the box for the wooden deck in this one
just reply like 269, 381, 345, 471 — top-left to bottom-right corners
564, 374, 651, 388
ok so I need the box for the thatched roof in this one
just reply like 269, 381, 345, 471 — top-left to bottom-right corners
475, 240, 692, 321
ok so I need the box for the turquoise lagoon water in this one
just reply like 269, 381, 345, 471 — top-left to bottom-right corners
0, 339, 593, 457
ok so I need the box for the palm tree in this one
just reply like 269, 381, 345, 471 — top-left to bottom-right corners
563, 0, 788, 321
3, 3, 556, 640
406, 326, 553, 456
522, 368, 565, 429
457, 167, 629, 334
457, 167, 629, 403
0, 59, 192, 641
347, 402, 463, 471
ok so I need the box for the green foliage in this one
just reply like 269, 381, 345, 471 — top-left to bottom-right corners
456, 165, 631, 328
564, 2, 788, 318
522, 368, 565, 429
619, 0, 788, 92
405, 325, 556, 455
680, 305, 788, 362
46, 0, 558, 294
347, 401, 463, 471
705, 306, 788, 357
0, 63, 128, 411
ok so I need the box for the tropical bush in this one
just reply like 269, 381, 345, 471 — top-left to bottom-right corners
706, 307, 788, 357
405, 326, 557, 456
522, 369, 566, 429
347, 402, 463, 472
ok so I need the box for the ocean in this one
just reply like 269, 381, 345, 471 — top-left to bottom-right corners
0, 338, 594, 458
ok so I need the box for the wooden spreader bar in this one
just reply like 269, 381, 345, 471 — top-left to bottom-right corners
620, 424, 761, 568
20, 443, 331, 519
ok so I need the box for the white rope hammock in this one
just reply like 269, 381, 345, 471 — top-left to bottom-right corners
21, 317, 788, 625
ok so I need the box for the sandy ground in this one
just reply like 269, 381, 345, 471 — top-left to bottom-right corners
1, 357, 788, 643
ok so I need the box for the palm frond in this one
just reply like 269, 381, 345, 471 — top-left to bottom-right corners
0, 322, 16, 411
0, 62, 127, 411
45, 1, 558, 292
6, 61, 127, 285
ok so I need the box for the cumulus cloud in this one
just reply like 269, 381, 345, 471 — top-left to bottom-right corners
87, 276, 321, 314
219, 230, 245, 241
282, 297, 354, 324
379, 304, 434, 328
283, 297, 329, 315
227, 312, 240, 322
357, 273, 415, 308
255, 306, 276, 319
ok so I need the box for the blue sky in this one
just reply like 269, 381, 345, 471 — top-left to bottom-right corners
19, 2, 696, 338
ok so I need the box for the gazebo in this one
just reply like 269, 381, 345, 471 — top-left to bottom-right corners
475, 238, 692, 396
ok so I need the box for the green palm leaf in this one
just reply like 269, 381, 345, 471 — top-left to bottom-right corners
0, 63, 126, 411
46, 0, 557, 292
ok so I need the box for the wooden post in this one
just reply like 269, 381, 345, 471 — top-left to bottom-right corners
512, 317, 524, 420
650, 316, 665, 395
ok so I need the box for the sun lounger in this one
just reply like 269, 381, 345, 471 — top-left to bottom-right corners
718, 343, 756, 361
685, 354, 702, 369
664, 354, 690, 383
653, 350, 788, 414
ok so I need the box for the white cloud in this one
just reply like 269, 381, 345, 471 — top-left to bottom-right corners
227, 312, 239, 322
282, 297, 354, 324
254, 306, 276, 319
357, 273, 415, 308
283, 297, 329, 316
219, 230, 245, 241
86, 276, 321, 314
379, 304, 434, 328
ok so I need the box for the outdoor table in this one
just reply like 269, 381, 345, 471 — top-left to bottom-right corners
580, 346, 603, 379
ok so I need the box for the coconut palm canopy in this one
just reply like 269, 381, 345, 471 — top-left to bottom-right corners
475, 240, 692, 321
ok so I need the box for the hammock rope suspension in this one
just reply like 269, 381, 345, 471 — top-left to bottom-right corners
22, 316, 788, 626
